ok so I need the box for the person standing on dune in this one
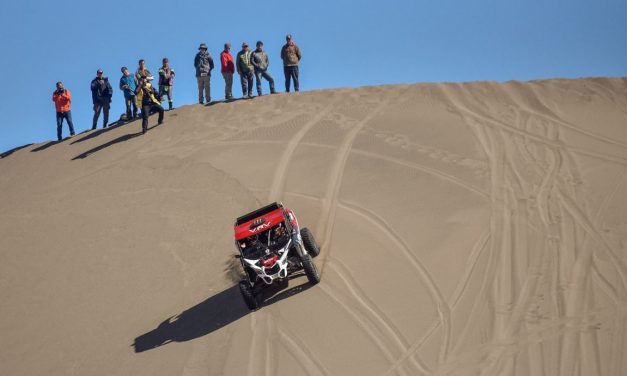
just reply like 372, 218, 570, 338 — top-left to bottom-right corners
236, 42, 254, 99
119, 67, 138, 121
194, 43, 214, 104
91, 69, 113, 129
158, 57, 175, 110
251, 41, 275, 96
220, 43, 235, 100
280, 34, 301, 92
52, 81, 75, 141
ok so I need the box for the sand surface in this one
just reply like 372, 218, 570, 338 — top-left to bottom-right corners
1, 78, 626, 375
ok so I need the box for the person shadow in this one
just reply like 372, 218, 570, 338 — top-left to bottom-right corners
132, 272, 312, 353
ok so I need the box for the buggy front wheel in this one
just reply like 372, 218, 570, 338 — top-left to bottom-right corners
301, 255, 320, 285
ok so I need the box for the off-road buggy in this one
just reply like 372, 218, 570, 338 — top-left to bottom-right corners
234, 202, 320, 310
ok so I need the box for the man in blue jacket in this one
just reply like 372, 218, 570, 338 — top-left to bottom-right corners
119, 67, 138, 121
91, 69, 113, 129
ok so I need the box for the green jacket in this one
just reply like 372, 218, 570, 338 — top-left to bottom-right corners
236, 50, 253, 75
281, 42, 301, 66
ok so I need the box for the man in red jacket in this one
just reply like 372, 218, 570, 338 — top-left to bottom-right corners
220, 43, 235, 100
52, 81, 75, 141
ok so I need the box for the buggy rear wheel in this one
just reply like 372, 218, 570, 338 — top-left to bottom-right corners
300, 227, 320, 258
238, 280, 259, 310
301, 254, 320, 285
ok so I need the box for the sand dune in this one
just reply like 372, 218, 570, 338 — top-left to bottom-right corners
1, 77, 626, 375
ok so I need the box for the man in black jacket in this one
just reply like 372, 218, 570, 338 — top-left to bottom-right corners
91, 69, 113, 129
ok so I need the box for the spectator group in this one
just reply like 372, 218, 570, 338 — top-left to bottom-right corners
52, 34, 302, 139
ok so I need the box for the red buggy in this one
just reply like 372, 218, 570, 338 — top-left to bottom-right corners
234, 202, 320, 310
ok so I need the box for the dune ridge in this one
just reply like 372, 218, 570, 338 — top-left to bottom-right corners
1, 77, 626, 375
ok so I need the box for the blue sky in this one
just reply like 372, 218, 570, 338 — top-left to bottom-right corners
1, 0, 625, 152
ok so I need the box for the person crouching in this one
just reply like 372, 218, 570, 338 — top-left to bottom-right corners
135, 77, 164, 134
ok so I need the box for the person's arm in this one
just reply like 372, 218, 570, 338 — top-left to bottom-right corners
209, 55, 214, 71
250, 52, 259, 69
65, 89, 72, 103
119, 77, 126, 91
52, 91, 56, 102
296, 45, 302, 61
106, 80, 113, 97
194, 54, 199, 68
280, 45, 286, 61
90, 79, 97, 91
236, 55, 242, 75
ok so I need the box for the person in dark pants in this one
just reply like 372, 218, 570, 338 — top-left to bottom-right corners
135, 77, 164, 134
52, 81, 75, 141
280, 34, 302, 92
158, 57, 175, 110
119, 67, 138, 120
194, 43, 214, 104
91, 69, 113, 129
251, 41, 275, 96
220, 43, 235, 100
236, 42, 254, 98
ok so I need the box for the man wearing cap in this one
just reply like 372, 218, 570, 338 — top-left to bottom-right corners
280, 34, 302, 92
251, 41, 275, 96
52, 81, 75, 141
158, 57, 175, 110
220, 43, 235, 100
119, 67, 138, 121
194, 43, 214, 104
236, 42, 254, 98
90, 69, 113, 129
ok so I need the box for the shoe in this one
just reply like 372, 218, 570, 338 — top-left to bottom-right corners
158, 121, 163, 125
199, 100, 204, 105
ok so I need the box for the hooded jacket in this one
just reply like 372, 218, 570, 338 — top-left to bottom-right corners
194, 50, 215, 77
91, 77, 113, 104
251, 50, 269, 72
52, 89, 72, 112
281, 41, 301, 66
236, 49, 253, 75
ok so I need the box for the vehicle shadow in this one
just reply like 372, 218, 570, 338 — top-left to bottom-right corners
132, 276, 312, 353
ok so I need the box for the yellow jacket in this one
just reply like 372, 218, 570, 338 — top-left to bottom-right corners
135, 83, 161, 107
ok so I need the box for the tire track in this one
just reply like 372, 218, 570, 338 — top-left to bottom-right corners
327, 258, 431, 375
439, 87, 563, 375
316, 88, 408, 268
338, 200, 452, 365
383, 231, 490, 376
317, 283, 412, 376
351, 149, 488, 199
267, 100, 336, 202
